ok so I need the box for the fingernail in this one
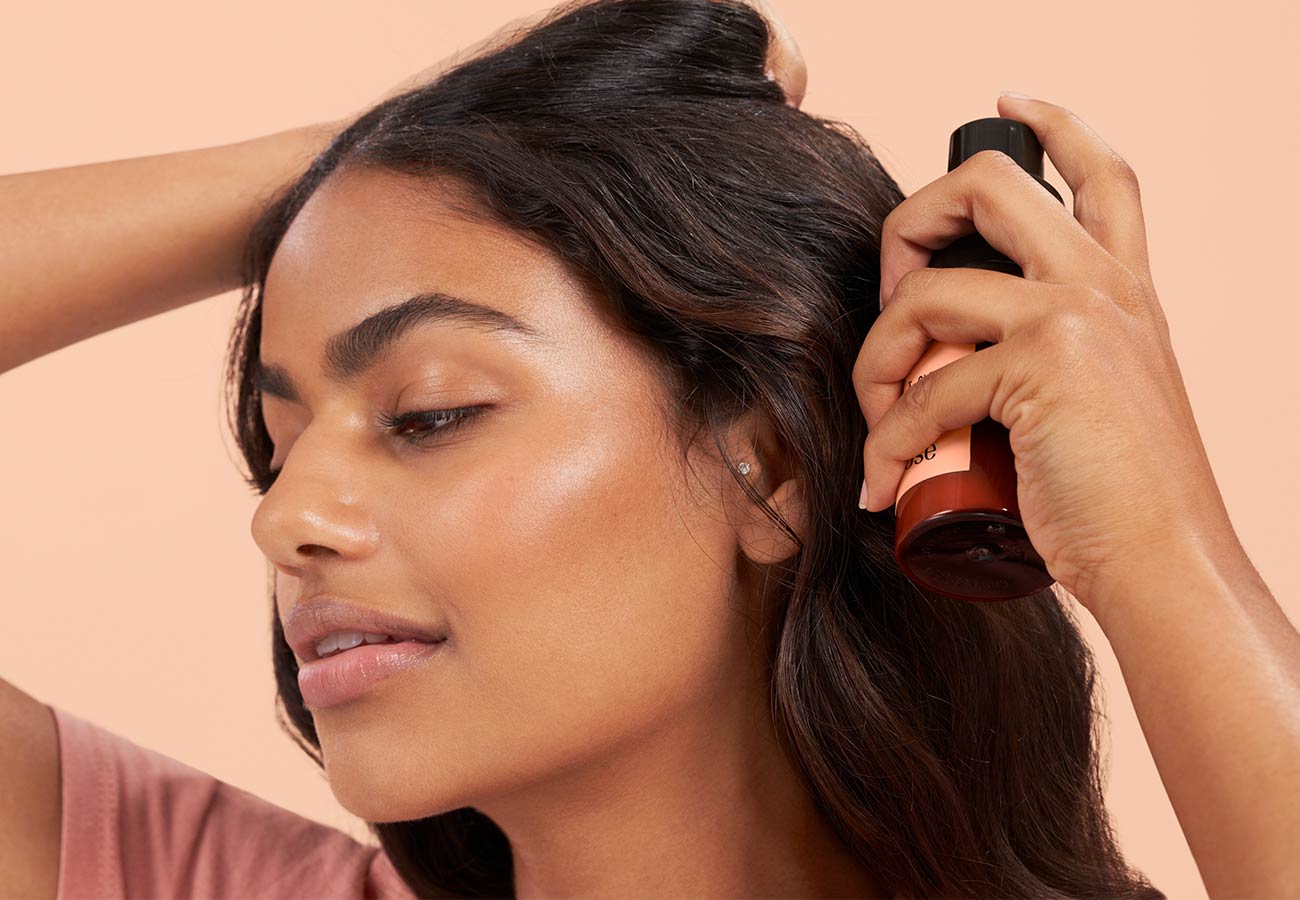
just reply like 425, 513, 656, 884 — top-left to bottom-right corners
858, 478, 870, 510
1000, 90, 1033, 100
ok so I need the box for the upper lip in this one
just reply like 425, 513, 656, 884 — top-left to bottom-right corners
284, 597, 449, 662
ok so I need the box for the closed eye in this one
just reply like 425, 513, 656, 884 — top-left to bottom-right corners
257, 405, 487, 494
377, 405, 484, 444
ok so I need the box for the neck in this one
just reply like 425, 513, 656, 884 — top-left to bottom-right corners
473, 687, 887, 898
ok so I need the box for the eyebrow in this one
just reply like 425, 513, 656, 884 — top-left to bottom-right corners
250, 291, 546, 403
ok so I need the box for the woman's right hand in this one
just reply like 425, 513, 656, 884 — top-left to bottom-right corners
0, 2, 805, 378
364, 0, 807, 114
749, 0, 807, 107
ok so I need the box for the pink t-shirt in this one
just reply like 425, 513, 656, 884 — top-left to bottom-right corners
47, 703, 420, 899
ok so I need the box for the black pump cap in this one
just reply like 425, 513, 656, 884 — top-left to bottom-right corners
948, 117, 1044, 175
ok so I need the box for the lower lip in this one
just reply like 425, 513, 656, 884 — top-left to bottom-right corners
297, 639, 448, 710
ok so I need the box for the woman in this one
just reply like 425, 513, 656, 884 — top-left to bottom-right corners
3, 1, 1296, 897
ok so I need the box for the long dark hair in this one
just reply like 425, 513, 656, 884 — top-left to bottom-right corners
223, 1, 1165, 896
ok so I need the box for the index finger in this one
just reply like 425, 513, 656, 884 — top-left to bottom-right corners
995, 94, 1151, 281
878, 148, 1108, 309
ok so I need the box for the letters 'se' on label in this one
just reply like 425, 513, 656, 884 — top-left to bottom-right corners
892, 342, 976, 511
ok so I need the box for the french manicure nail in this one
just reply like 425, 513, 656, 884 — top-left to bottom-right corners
1000, 90, 1033, 100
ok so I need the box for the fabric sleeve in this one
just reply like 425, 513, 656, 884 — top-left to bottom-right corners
47, 702, 417, 899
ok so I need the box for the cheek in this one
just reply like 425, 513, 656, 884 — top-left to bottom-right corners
399, 398, 741, 779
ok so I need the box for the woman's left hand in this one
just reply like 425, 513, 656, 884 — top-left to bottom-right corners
853, 93, 1236, 616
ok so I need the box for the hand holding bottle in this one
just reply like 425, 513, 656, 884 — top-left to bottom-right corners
853, 93, 1233, 617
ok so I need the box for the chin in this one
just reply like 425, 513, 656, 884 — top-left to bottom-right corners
309, 725, 469, 824
324, 761, 467, 824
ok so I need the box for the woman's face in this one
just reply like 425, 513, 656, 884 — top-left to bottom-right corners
250, 165, 773, 823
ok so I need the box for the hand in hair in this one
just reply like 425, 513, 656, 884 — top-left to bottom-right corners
367, 0, 806, 112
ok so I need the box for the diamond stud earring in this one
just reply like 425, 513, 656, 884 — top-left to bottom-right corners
736, 461, 752, 475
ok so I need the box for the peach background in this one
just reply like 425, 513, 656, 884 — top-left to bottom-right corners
2, 1, 1296, 896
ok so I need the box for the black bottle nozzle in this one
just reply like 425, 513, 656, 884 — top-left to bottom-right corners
947, 117, 1062, 203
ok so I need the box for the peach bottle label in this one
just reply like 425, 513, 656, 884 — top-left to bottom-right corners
893, 341, 976, 511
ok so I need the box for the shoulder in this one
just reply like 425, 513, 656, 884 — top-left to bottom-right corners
48, 703, 414, 898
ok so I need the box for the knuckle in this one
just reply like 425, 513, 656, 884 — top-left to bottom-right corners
851, 344, 875, 389
1074, 284, 1115, 318
891, 266, 939, 302
1052, 103, 1081, 131
1116, 269, 1152, 306
1115, 271, 1170, 334
1104, 150, 1141, 194
1147, 301, 1172, 341
970, 148, 1021, 175
1106, 269, 1155, 318
1038, 307, 1092, 348
897, 369, 937, 423
880, 203, 901, 244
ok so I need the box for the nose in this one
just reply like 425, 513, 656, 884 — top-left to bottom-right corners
249, 434, 380, 571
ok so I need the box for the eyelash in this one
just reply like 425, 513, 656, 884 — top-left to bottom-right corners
260, 405, 485, 491
377, 405, 484, 444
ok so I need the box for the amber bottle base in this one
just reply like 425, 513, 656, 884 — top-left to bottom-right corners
894, 509, 1055, 602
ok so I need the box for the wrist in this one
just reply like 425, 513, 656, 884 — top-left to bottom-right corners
282, 117, 348, 164
1081, 525, 1262, 633
197, 120, 346, 295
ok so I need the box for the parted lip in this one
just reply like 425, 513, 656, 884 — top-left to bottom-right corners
284, 597, 449, 662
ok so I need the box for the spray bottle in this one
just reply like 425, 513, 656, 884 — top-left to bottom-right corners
890, 117, 1063, 602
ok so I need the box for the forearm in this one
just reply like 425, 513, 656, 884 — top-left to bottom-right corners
0, 118, 344, 375
1089, 536, 1300, 898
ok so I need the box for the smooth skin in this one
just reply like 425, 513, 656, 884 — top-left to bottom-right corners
254, 163, 879, 900
856, 93, 1300, 897
0, 4, 813, 899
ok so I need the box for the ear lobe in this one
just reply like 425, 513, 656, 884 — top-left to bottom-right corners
736, 476, 807, 566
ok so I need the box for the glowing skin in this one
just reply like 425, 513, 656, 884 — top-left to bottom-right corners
249, 164, 883, 898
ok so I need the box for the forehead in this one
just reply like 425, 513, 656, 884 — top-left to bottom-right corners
260, 165, 585, 359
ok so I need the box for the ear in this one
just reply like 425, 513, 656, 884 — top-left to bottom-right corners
726, 408, 807, 566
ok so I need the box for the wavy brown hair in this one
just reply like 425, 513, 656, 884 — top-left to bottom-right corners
222, 1, 1165, 896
